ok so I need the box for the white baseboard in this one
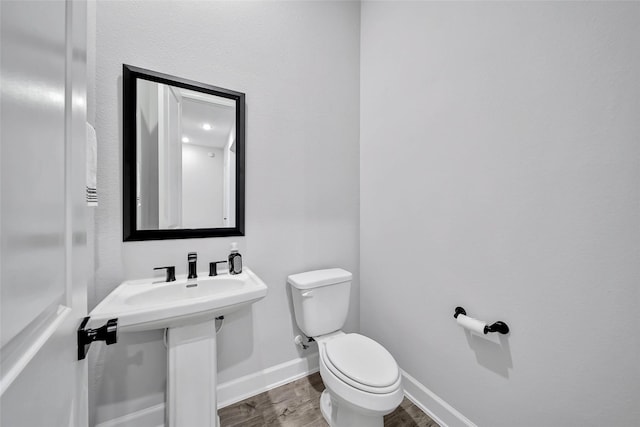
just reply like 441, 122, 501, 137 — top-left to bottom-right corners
94, 403, 164, 427
401, 369, 476, 427
217, 352, 320, 408
95, 353, 319, 427
96, 355, 475, 427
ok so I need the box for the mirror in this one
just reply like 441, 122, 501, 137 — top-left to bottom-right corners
123, 64, 245, 241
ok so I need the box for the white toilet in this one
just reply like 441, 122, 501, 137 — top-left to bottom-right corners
288, 268, 403, 427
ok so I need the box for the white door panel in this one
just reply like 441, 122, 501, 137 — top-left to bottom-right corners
1, 1, 89, 426
0, 0, 67, 350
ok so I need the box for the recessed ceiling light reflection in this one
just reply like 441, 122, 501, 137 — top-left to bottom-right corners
182, 136, 190, 143
202, 123, 212, 131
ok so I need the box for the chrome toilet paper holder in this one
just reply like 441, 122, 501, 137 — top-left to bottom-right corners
454, 306, 509, 335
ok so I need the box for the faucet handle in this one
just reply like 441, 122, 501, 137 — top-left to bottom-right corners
154, 266, 176, 282
209, 261, 228, 277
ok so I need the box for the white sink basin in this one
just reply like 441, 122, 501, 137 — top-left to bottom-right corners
90, 267, 267, 332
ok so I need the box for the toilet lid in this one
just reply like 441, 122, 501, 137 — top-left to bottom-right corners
324, 334, 400, 391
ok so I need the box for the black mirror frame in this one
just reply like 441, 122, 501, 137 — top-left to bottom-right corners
122, 64, 245, 241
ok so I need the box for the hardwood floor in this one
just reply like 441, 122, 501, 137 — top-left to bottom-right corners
218, 372, 439, 427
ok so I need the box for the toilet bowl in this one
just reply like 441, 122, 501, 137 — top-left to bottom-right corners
316, 332, 403, 427
288, 269, 403, 427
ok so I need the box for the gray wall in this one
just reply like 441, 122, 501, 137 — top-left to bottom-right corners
360, 2, 640, 426
90, 1, 360, 424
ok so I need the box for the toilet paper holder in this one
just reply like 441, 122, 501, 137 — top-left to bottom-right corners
454, 306, 509, 335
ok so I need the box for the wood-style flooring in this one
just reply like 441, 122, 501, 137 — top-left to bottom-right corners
218, 372, 439, 427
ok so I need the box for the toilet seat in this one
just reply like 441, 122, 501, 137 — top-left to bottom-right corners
321, 333, 400, 394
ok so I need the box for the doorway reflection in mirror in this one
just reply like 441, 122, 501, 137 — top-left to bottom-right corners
135, 80, 236, 231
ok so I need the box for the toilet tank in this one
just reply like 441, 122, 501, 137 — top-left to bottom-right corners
288, 268, 352, 338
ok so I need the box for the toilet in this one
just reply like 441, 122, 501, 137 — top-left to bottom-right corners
288, 268, 403, 427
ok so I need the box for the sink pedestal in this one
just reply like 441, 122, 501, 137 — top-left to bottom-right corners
167, 319, 219, 427
89, 268, 268, 427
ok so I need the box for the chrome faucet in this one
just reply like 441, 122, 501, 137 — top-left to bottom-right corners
187, 252, 197, 279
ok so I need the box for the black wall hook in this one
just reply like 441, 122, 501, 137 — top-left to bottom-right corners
454, 306, 509, 335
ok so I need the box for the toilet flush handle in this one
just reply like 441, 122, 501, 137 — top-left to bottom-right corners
301, 291, 313, 298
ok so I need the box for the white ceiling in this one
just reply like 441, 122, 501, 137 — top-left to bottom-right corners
179, 88, 235, 149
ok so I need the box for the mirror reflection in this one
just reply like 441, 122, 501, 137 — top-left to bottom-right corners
135, 80, 237, 230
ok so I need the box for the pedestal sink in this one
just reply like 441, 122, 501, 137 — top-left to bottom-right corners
90, 268, 268, 427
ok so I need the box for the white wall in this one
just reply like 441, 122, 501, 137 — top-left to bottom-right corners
90, 1, 360, 424
360, 2, 640, 427
181, 145, 224, 228
136, 79, 160, 230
